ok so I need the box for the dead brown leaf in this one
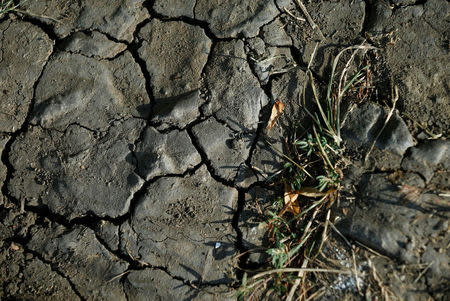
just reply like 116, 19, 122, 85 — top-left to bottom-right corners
295, 186, 328, 198
284, 183, 301, 215
283, 186, 335, 216
399, 184, 422, 203
10, 242, 19, 251
267, 99, 286, 132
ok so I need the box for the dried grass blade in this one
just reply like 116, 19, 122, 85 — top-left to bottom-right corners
251, 267, 352, 280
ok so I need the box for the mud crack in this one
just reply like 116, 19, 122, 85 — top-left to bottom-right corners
0, 49, 54, 207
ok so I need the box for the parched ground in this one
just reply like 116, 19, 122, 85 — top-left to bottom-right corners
0, 0, 448, 300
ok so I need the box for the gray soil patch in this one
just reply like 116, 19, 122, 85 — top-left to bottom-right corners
0, 0, 448, 300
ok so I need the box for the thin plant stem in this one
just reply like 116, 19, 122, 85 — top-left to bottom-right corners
265, 139, 313, 178
312, 126, 334, 171
251, 268, 353, 280
364, 85, 399, 163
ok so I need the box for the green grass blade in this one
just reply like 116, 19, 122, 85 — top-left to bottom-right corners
308, 70, 333, 134
341, 65, 370, 96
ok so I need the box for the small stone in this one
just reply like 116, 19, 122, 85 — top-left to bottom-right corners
401, 140, 449, 182
342, 103, 384, 146
377, 111, 415, 156
342, 102, 414, 156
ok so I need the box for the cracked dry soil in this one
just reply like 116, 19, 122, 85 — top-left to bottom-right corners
0, 0, 448, 300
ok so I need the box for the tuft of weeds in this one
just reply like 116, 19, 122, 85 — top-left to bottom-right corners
0, 0, 25, 17
237, 44, 376, 300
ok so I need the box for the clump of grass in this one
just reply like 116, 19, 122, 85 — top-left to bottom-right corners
237, 44, 375, 300
0, 0, 24, 16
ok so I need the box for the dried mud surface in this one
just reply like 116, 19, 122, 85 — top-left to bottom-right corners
0, 0, 448, 300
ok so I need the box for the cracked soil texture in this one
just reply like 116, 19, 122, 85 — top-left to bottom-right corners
0, 0, 448, 300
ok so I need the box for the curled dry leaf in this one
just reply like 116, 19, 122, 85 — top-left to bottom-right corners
283, 186, 335, 216
284, 182, 301, 215
267, 99, 286, 132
